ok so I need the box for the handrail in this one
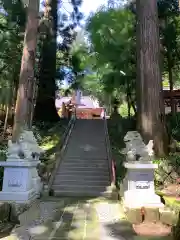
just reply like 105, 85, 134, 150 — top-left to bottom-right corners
47, 114, 76, 191
103, 108, 116, 185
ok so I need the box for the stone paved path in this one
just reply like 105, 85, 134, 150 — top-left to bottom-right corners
0, 198, 173, 240
0, 198, 100, 240
95, 201, 143, 240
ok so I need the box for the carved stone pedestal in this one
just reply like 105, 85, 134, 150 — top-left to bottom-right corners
0, 160, 42, 203
0, 130, 44, 203
122, 162, 163, 208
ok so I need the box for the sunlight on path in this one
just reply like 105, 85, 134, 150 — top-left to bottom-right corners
0, 198, 99, 240
95, 201, 128, 240
0, 198, 172, 240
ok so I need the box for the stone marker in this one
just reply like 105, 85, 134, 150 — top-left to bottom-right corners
0, 130, 43, 203
144, 207, 160, 222
123, 162, 163, 208
122, 131, 164, 209
126, 207, 143, 224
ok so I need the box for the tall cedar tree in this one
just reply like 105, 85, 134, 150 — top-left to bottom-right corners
136, 0, 169, 156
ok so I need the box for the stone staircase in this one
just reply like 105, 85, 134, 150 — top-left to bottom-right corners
51, 119, 111, 197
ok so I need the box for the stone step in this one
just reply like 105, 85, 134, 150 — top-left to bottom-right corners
67, 136, 106, 142
61, 157, 109, 163
51, 119, 111, 199
52, 189, 111, 198
58, 164, 109, 171
57, 168, 109, 175
66, 141, 106, 148
74, 119, 104, 125
65, 147, 107, 154
59, 162, 109, 168
52, 186, 107, 197
62, 156, 108, 161
64, 146, 107, 151
53, 179, 109, 186
64, 152, 107, 159
70, 136, 105, 141
54, 174, 110, 182
71, 124, 104, 129
52, 184, 108, 191
72, 128, 105, 133
71, 126, 105, 132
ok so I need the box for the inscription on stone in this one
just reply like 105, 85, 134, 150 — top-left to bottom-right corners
8, 180, 22, 187
136, 181, 150, 189
7, 170, 23, 188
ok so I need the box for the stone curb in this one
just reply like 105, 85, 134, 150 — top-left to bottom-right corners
125, 206, 178, 226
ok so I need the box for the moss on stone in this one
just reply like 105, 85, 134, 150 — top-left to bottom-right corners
144, 207, 160, 223
126, 208, 143, 224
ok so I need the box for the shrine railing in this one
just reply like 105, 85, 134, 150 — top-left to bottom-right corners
47, 114, 76, 191
103, 108, 116, 185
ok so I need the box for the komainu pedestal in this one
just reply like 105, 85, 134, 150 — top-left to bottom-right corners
123, 162, 163, 208
0, 130, 43, 203
122, 131, 163, 209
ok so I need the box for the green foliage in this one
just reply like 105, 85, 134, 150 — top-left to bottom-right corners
0, 1, 25, 109
0, 142, 7, 161
83, 0, 180, 116
166, 113, 180, 140
87, 8, 135, 66
118, 102, 135, 117
32, 120, 69, 161
86, 7, 136, 110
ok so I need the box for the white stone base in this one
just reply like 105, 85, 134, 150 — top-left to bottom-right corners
124, 190, 164, 208
32, 177, 43, 197
0, 160, 42, 203
0, 189, 37, 203
31, 167, 43, 196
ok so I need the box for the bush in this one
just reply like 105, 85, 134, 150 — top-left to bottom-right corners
166, 113, 180, 141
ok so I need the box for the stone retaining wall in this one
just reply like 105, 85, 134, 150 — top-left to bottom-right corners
126, 206, 178, 226
0, 200, 37, 234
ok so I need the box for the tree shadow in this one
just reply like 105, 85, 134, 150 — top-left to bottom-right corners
104, 220, 137, 240
10, 198, 87, 240
105, 220, 172, 240
0, 223, 15, 239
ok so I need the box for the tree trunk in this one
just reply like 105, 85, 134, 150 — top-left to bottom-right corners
12, 0, 39, 142
2, 104, 9, 139
34, 0, 59, 122
167, 52, 176, 115
126, 78, 131, 118
164, 17, 176, 115
127, 97, 131, 118
27, 76, 37, 129
131, 100, 137, 115
136, 0, 169, 156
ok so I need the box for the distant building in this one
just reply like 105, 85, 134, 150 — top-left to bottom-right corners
55, 92, 100, 110
55, 90, 104, 119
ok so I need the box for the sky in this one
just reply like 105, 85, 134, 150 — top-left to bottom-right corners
60, 0, 127, 89
60, 0, 107, 89
80, 0, 107, 17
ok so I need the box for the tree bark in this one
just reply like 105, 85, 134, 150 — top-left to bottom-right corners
2, 104, 9, 139
136, 0, 169, 156
167, 51, 176, 115
34, 0, 60, 122
126, 78, 131, 118
12, 0, 39, 142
